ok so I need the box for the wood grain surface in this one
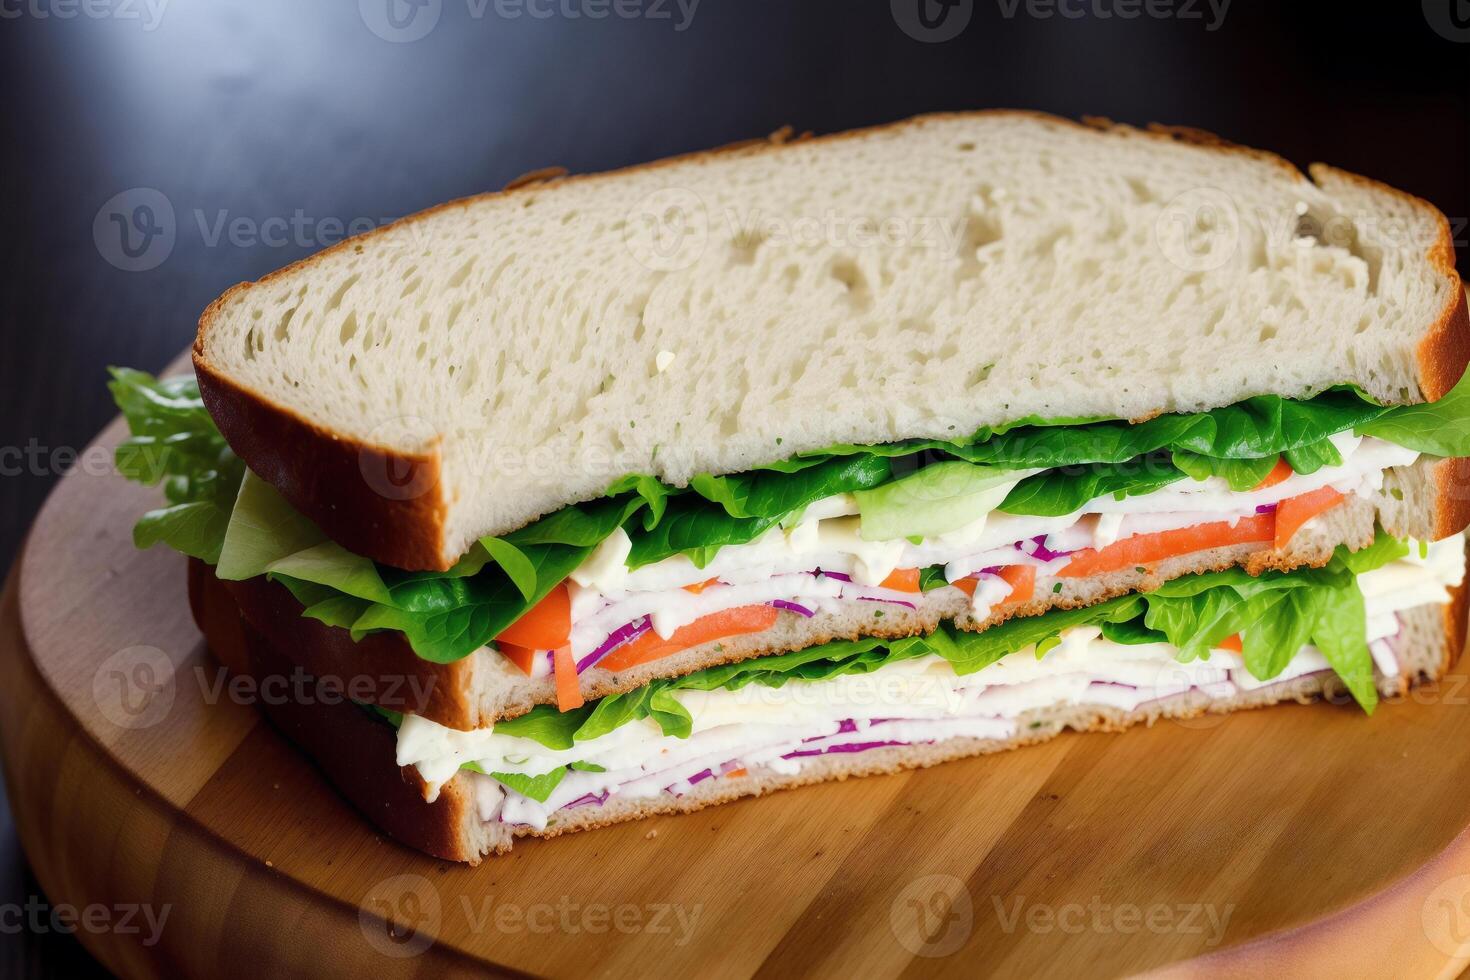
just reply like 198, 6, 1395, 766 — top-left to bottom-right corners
5, 373, 1470, 978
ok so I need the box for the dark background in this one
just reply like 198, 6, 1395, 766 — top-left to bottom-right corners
1, 0, 1465, 973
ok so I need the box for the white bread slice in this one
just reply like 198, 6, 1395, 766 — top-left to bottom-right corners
212, 456, 1470, 731
196, 552, 1467, 863
193, 112, 1469, 571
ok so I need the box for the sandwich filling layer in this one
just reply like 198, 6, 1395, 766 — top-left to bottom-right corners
395, 534, 1464, 830
109, 368, 1470, 682
554, 433, 1412, 674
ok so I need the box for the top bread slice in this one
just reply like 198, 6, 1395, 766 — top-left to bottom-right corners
194, 111, 1469, 572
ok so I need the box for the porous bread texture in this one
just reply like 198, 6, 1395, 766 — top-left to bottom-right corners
450, 597, 1464, 859
193, 111, 1467, 570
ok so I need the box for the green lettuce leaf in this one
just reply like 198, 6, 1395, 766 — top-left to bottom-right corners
854, 461, 1026, 540
1336, 532, 1410, 574
918, 565, 950, 591
486, 767, 567, 803
942, 595, 1145, 672
1170, 452, 1280, 492
374, 537, 1404, 769
1282, 439, 1343, 476
625, 493, 780, 569
999, 456, 1184, 516
690, 455, 892, 519
111, 360, 1469, 669
491, 702, 592, 748
132, 501, 233, 564
1309, 585, 1378, 712
627, 455, 893, 568
1357, 373, 1470, 456
109, 367, 244, 563
1241, 590, 1319, 681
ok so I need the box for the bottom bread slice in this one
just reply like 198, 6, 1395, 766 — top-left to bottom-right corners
190, 557, 1468, 864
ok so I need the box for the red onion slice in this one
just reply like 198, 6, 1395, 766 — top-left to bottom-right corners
577, 617, 653, 672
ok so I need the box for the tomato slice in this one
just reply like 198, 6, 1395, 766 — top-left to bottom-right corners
879, 568, 921, 593
1274, 487, 1346, 550
1253, 458, 1293, 490
495, 582, 571, 650
1058, 513, 1275, 578
553, 645, 583, 711
598, 605, 779, 672
497, 642, 538, 676
952, 565, 1035, 606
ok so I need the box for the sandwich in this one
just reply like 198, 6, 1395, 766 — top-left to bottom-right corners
109, 112, 1470, 862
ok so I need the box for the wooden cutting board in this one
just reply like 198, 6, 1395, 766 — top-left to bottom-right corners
6, 366, 1470, 979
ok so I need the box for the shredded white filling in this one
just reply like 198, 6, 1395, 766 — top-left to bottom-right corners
398, 535, 1465, 828
553, 435, 1416, 657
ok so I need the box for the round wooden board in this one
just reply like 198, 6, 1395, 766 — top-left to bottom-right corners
7, 373, 1470, 979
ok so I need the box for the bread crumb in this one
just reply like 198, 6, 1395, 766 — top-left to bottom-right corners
645, 829, 658, 840
655, 350, 675, 373
265, 860, 274, 868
